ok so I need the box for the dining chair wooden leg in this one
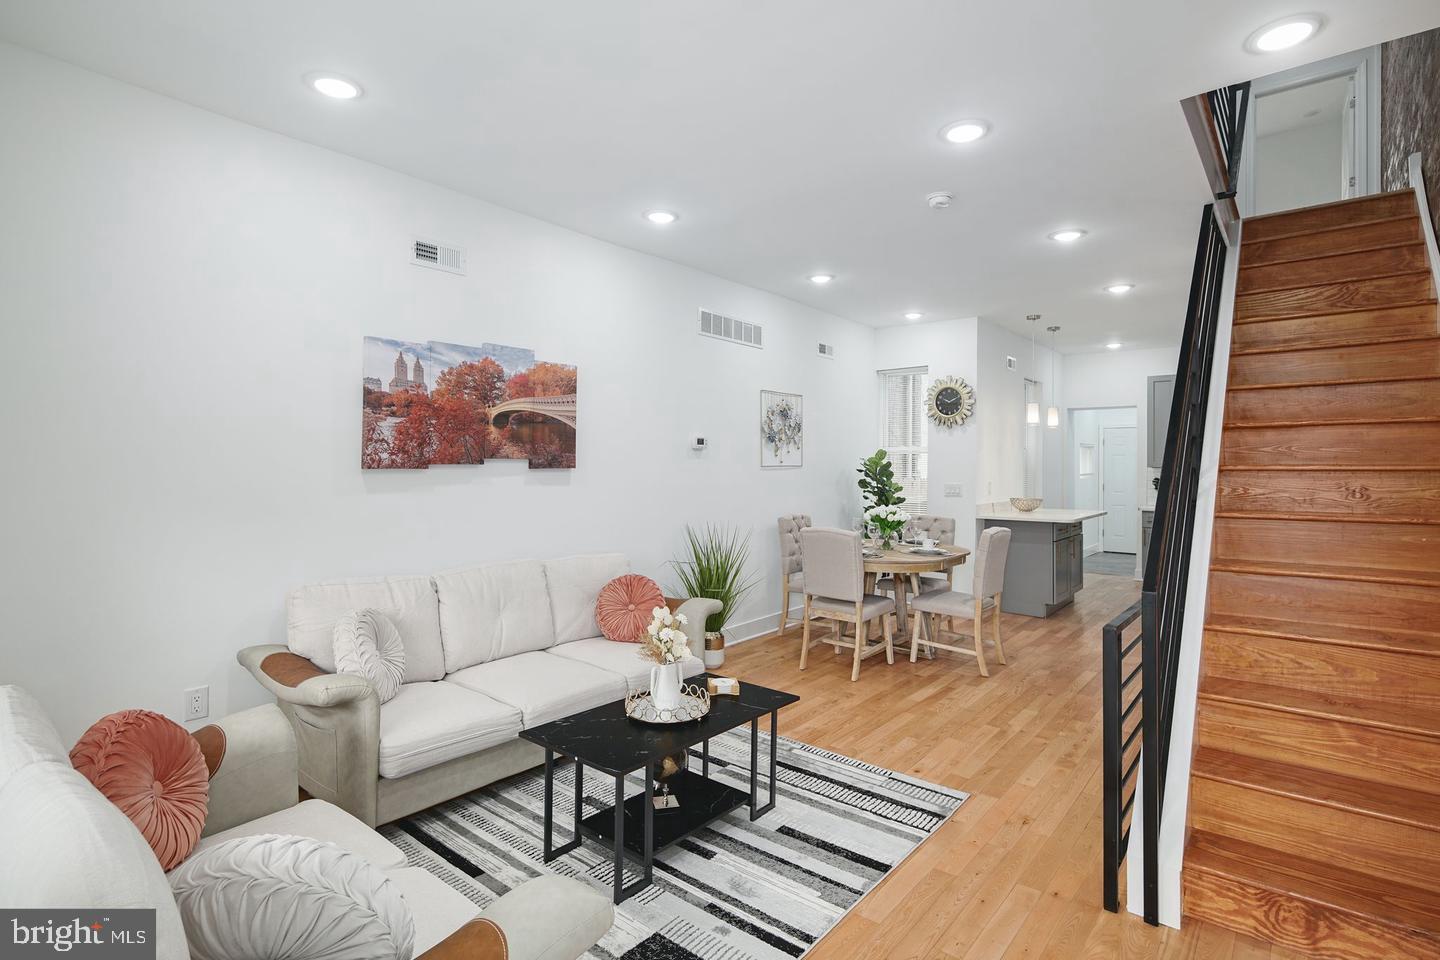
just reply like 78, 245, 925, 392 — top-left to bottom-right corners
910, 613, 923, 663
850, 603, 864, 681
799, 597, 813, 670
882, 614, 894, 665
779, 578, 790, 636
972, 608, 989, 677
991, 596, 1007, 664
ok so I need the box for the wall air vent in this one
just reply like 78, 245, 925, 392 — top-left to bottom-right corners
411, 238, 467, 275
1006, 355, 1018, 371
818, 342, 835, 358
699, 309, 763, 349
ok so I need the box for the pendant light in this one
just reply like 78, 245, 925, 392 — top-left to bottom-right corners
1046, 325, 1061, 428
1025, 314, 1041, 425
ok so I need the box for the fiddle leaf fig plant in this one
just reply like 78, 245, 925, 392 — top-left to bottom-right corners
857, 448, 906, 510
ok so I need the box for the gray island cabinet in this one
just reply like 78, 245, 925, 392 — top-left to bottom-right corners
977, 505, 1107, 618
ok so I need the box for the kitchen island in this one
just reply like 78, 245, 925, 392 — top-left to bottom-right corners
977, 504, 1107, 617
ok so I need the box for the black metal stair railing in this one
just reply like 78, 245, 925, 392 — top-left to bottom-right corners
1101, 80, 1247, 925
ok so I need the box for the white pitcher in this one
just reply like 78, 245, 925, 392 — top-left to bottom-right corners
649, 661, 684, 711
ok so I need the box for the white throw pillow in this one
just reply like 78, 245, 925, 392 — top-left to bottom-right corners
333, 610, 406, 704
169, 834, 415, 960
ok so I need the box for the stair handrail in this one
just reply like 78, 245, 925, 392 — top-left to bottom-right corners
1182, 82, 1251, 241
1103, 83, 1243, 925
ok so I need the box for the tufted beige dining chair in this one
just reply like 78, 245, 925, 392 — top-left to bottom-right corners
908, 526, 1012, 676
799, 527, 897, 682
777, 514, 811, 635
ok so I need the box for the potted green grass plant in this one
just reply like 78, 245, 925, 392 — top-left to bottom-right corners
670, 524, 759, 668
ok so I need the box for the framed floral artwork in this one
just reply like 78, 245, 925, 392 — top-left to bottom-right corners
760, 390, 803, 468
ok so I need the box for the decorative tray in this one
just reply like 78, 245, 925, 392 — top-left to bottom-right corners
625, 684, 711, 724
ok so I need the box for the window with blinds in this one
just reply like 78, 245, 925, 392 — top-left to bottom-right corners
878, 366, 929, 516
1024, 378, 1043, 497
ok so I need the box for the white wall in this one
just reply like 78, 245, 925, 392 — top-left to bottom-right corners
0, 44, 879, 740
976, 321, 1062, 507
1253, 120, 1343, 215
870, 318, 981, 592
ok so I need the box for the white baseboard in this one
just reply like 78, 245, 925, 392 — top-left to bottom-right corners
723, 605, 803, 647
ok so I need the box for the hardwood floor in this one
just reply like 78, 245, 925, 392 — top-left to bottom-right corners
724, 573, 1279, 959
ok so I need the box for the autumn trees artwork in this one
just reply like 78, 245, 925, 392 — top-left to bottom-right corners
362, 337, 577, 469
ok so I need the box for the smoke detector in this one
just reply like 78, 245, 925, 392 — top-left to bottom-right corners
926, 191, 954, 210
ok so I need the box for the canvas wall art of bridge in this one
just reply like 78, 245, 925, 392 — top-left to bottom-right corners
361, 336, 577, 469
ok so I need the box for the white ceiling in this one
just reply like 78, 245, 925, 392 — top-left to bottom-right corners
2, 2, 1436, 352
1256, 74, 1351, 137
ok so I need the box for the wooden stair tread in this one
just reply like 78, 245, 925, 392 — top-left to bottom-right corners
1224, 379, 1440, 425
1240, 216, 1422, 268
1236, 242, 1430, 296
1198, 678, 1440, 739
1205, 612, 1440, 655
1192, 747, 1440, 832
1187, 830, 1440, 937
1229, 304, 1439, 356
1241, 191, 1419, 241
1209, 557, 1440, 588
1234, 274, 1436, 323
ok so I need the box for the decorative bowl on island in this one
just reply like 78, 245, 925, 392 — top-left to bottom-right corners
1009, 497, 1043, 512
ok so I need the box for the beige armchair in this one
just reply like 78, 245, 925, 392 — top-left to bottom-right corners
798, 527, 897, 681
777, 514, 811, 634
909, 526, 1012, 676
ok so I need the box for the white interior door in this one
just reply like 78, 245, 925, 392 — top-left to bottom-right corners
1102, 427, 1138, 553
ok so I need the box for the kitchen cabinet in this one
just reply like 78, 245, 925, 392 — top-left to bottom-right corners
1148, 375, 1175, 469
982, 516, 1089, 618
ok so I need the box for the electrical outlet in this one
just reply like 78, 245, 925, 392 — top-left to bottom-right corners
184, 685, 209, 722
944, 483, 964, 498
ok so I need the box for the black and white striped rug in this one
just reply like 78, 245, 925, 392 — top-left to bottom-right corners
379, 730, 967, 959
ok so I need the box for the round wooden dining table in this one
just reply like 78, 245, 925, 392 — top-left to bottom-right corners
862, 542, 970, 633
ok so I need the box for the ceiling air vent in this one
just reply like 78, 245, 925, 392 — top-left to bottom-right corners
818, 342, 835, 359
411, 238, 467, 275
699, 309, 763, 349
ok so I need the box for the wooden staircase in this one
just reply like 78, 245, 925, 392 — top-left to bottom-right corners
1183, 190, 1440, 958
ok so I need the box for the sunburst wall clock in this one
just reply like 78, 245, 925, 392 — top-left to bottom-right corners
926, 376, 976, 428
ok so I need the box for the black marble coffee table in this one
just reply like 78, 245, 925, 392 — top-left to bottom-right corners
520, 674, 799, 904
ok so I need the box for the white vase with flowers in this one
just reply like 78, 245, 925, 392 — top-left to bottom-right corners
639, 605, 690, 710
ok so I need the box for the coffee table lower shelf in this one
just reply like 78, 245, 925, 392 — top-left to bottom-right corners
580, 769, 747, 856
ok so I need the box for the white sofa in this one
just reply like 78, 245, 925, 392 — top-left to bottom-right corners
240, 553, 719, 826
0, 684, 613, 960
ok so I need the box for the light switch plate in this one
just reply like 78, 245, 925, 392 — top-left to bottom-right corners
944, 483, 964, 498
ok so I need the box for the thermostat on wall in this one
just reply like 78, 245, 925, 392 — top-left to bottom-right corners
692, 436, 707, 450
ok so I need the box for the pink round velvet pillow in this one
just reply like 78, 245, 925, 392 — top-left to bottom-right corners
70, 709, 209, 871
596, 574, 667, 643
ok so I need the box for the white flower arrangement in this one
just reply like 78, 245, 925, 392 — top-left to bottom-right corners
864, 504, 911, 547
639, 605, 691, 664
864, 505, 911, 526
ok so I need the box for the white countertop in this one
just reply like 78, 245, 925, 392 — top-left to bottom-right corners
976, 504, 1107, 523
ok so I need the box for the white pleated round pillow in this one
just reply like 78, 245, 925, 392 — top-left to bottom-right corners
332, 609, 406, 704
169, 834, 415, 960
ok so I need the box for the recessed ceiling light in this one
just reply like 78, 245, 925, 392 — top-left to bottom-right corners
809, 274, 834, 285
1049, 229, 1087, 244
1106, 342, 1123, 350
941, 120, 990, 144
1105, 283, 1135, 295
1246, 15, 1322, 53
306, 73, 362, 100
904, 312, 924, 321
644, 210, 678, 225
